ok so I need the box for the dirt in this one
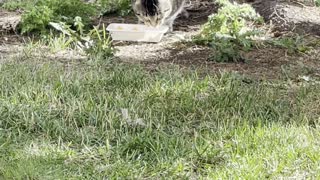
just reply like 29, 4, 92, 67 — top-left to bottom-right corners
0, 1, 320, 81
136, 44, 320, 80
0, 9, 21, 32
98, 0, 320, 80
98, 1, 218, 63
251, 0, 320, 36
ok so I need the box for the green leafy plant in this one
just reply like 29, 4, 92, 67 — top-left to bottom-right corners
21, 5, 54, 34
39, 0, 97, 24
194, 0, 263, 62
97, 0, 132, 16
269, 36, 310, 54
86, 24, 115, 59
20, 0, 97, 34
48, 17, 115, 59
2, 0, 25, 10
41, 31, 74, 52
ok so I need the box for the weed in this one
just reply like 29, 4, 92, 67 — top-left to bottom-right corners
47, 17, 115, 59
269, 36, 310, 54
21, 5, 54, 34
271, 34, 320, 55
5, 0, 132, 33
1, 0, 28, 10
194, 0, 263, 62
42, 32, 74, 52
41, 0, 96, 24
20, 0, 96, 34
97, 0, 132, 16
86, 24, 115, 59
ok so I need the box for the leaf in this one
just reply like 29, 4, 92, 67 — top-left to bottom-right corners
49, 22, 74, 36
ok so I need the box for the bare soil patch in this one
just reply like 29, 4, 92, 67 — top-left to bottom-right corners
99, 0, 320, 80
251, 0, 320, 36
0, 9, 21, 32
141, 45, 320, 80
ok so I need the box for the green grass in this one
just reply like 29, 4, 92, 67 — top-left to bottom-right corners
0, 56, 320, 179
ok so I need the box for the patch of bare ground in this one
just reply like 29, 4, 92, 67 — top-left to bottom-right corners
104, 0, 320, 80
0, 33, 23, 61
0, 9, 25, 61
250, 0, 320, 36
0, 10, 86, 62
0, 9, 21, 32
0, 34, 86, 62
104, 1, 218, 62
125, 43, 319, 81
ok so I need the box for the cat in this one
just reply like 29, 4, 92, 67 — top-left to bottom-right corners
132, 0, 188, 32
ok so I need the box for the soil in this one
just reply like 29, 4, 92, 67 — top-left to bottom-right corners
251, 0, 320, 36
0, 9, 21, 32
0, 1, 320, 81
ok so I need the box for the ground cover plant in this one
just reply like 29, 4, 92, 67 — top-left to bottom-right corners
46, 18, 115, 59
194, 0, 263, 62
20, 0, 97, 34
97, 0, 132, 16
193, 0, 320, 62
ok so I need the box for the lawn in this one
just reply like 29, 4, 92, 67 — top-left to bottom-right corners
1, 0, 320, 178
0, 55, 319, 179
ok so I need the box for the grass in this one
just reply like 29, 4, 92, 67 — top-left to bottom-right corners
0, 54, 320, 179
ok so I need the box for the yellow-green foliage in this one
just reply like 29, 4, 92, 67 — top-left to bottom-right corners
195, 0, 263, 62
19, 0, 96, 34
48, 17, 115, 59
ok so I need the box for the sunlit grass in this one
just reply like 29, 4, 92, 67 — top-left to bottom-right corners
0, 57, 320, 178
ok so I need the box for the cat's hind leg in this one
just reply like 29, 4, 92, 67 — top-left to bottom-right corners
165, 19, 174, 32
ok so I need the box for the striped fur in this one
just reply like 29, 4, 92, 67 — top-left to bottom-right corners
132, 0, 187, 32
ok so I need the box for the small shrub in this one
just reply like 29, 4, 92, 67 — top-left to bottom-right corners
21, 5, 54, 34
2, 0, 26, 10
20, 0, 97, 34
194, 0, 263, 62
40, 0, 97, 24
97, 0, 132, 16
86, 24, 115, 59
